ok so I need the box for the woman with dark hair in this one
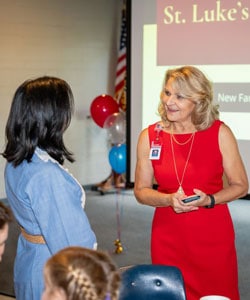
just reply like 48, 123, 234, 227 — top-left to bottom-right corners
2, 76, 97, 300
42, 247, 121, 300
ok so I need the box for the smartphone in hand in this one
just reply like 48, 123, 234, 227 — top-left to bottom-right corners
182, 195, 200, 203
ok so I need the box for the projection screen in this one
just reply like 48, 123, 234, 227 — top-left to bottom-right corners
126, 0, 250, 196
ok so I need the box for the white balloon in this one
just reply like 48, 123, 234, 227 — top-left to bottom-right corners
103, 112, 126, 144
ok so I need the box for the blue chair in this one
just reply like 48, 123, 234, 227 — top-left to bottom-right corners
119, 264, 186, 300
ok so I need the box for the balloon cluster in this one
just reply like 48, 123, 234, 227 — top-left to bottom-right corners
90, 94, 126, 175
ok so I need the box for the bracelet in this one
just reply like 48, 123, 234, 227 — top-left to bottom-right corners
205, 194, 215, 208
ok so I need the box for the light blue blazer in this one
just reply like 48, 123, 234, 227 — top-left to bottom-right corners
4, 148, 97, 300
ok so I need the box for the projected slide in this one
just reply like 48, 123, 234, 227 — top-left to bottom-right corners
128, 0, 250, 192
142, 25, 250, 141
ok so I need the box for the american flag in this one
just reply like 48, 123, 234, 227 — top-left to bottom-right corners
114, 3, 127, 111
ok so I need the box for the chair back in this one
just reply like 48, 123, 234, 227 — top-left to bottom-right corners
119, 264, 186, 300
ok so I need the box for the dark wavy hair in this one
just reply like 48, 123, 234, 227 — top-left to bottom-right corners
2, 76, 75, 166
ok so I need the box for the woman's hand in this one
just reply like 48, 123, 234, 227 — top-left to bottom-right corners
170, 188, 215, 213
170, 192, 199, 213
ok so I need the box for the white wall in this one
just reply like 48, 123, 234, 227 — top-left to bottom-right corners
0, 0, 122, 198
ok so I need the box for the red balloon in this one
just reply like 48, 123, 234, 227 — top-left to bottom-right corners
90, 94, 119, 128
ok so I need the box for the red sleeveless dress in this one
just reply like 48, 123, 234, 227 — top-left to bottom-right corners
149, 120, 239, 300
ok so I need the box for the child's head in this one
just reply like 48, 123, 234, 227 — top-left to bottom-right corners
0, 202, 12, 262
42, 247, 121, 300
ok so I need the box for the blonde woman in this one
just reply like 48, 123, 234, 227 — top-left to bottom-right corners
134, 65, 248, 300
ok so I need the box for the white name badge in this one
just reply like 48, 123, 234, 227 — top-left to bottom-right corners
149, 144, 162, 160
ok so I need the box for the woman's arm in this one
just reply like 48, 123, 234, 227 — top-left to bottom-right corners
29, 165, 97, 253
213, 123, 249, 204
134, 128, 170, 207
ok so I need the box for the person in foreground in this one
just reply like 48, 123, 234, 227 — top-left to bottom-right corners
42, 246, 121, 300
1, 76, 97, 300
0, 202, 13, 262
134, 66, 248, 300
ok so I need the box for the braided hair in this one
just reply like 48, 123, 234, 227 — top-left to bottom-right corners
43, 247, 121, 300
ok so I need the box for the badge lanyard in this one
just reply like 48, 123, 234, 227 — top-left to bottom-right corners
149, 123, 163, 160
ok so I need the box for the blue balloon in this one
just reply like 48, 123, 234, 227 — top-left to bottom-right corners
108, 144, 126, 174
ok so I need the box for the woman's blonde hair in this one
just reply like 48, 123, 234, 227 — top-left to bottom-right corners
158, 65, 219, 130
44, 247, 121, 300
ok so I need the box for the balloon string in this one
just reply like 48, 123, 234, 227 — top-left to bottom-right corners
115, 188, 123, 241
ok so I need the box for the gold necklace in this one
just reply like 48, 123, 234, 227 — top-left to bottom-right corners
170, 132, 195, 194
172, 132, 195, 145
